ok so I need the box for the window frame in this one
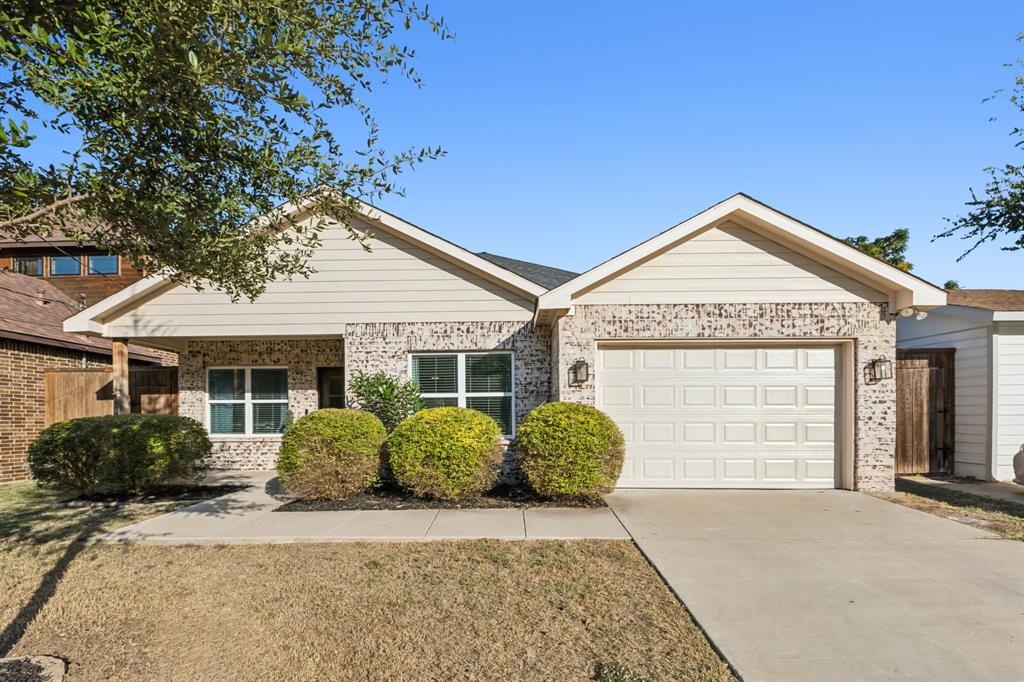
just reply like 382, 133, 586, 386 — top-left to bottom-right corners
87, 253, 119, 276
409, 351, 515, 437
12, 255, 44, 277
49, 254, 83, 277
206, 366, 289, 438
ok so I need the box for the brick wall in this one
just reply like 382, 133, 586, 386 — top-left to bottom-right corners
0, 340, 113, 482
552, 302, 897, 491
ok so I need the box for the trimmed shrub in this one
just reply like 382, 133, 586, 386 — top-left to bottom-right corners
28, 414, 211, 495
517, 402, 625, 499
348, 371, 422, 432
387, 407, 501, 500
277, 409, 387, 500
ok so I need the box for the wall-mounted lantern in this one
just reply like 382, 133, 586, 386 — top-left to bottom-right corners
867, 356, 893, 383
569, 358, 589, 386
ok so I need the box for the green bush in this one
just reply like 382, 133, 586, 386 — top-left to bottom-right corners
277, 408, 387, 500
517, 402, 625, 499
27, 414, 211, 495
348, 371, 422, 432
387, 407, 501, 500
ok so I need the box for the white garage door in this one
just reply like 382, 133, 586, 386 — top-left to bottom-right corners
598, 346, 837, 489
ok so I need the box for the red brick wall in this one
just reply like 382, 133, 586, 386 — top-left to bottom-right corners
0, 340, 114, 482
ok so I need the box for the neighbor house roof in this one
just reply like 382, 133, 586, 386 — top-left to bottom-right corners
0, 270, 160, 360
476, 252, 579, 289
946, 289, 1024, 312
536, 193, 947, 319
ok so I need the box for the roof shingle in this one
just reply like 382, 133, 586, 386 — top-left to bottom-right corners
475, 252, 579, 290
946, 289, 1024, 312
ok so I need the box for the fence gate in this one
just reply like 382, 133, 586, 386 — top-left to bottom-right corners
895, 349, 955, 475
44, 366, 178, 425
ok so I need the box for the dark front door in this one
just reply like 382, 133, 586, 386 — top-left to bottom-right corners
317, 367, 345, 409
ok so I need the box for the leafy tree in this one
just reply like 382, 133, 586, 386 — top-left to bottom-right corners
936, 35, 1023, 258
0, 1, 450, 300
943, 280, 961, 290
843, 228, 913, 272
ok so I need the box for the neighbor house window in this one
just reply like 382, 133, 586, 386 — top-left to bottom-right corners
207, 367, 288, 435
49, 255, 82, 276
87, 253, 118, 275
411, 352, 514, 435
12, 256, 43, 276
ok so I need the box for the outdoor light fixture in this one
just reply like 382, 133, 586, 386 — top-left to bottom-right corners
569, 358, 589, 385
868, 357, 893, 383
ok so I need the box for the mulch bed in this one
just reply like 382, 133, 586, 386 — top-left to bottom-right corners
275, 483, 606, 511
60, 484, 248, 508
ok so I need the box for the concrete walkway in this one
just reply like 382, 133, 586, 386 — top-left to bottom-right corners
94, 471, 628, 544
606, 489, 1024, 682
902, 475, 1024, 506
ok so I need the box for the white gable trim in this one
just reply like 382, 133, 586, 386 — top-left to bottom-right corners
65, 195, 546, 336
537, 194, 946, 314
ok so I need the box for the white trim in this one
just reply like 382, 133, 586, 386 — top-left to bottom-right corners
409, 350, 516, 437
537, 194, 947, 313
206, 366, 289, 437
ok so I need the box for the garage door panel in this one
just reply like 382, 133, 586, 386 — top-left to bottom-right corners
601, 346, 836, 489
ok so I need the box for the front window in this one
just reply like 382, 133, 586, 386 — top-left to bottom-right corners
12, 256, 43, 276
50, 255, 82, 276
411, 352, 514, 435
87, 253, 118, 275
208, 367, 288, 435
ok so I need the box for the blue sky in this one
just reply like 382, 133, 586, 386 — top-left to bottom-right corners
358, 0, 1024, 288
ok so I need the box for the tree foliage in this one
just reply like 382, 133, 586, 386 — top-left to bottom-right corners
843, 227, 913, 272
943, 280, 961, 290
0, 1, 450, 300
936, 34, 1024, 258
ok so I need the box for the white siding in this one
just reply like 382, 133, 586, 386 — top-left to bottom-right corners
574, 222, 886, 305
994, 323, 1024, 480
898, 312, 993, 479
105, 217, 534, 337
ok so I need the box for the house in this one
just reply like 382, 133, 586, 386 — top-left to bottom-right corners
0, 271, 173, 482
64, 193, 946, 491
0, 231, 148, 305
897, 289, 1024, 481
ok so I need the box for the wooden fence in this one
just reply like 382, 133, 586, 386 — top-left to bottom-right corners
44, 366, 178, 426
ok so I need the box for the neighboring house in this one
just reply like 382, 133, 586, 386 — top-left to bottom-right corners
64, 193, 945, 491
0, 271, 171, 482
0, 232, 148, 306
897, 289, 1024, 481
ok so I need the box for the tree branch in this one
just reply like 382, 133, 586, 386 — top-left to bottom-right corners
0, 194, 90, 231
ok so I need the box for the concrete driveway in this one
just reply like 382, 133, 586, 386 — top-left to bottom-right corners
606, 490, 1023, 682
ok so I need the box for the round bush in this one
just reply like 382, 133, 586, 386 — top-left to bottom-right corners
28, 414, 211, 495
277, 409, 387, 500
386, 407, 501, 500
517, 402, 625, 498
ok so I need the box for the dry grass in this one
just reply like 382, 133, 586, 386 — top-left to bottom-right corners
874, 478, 1024, 541
1, 482, 734, 682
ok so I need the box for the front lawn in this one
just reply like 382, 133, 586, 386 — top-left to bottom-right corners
1, 482, 734, 681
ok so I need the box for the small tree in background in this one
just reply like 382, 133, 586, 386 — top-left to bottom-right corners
937, 34, 1024, 259
944, 280, 961, 290
348, 371, 421, 432
843, 228, 913, 271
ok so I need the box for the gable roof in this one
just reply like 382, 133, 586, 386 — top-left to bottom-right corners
0, 271, 160, 360
65, 196, 548, 335
476, 252, 579, 289
946, 289, 1024, 312
537, 193, 947, 316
